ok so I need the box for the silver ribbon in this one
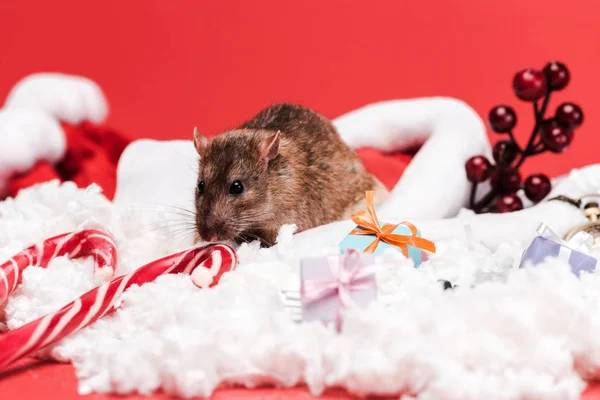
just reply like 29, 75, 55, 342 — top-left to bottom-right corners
536, 222, 594, 264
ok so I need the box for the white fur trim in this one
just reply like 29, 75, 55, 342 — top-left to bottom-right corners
4, 73, 108, 124
333, 98, 491, 220
0, 108, 66, 195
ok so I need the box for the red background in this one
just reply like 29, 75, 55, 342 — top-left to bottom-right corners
1, 1, 600, 399
1, 0, 600, 179
1, 358, 600, 400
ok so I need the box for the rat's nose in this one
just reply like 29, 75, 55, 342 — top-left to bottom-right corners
209, 235, 218, 242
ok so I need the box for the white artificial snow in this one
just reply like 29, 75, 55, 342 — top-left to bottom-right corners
2, 95, 600, 399
0, 180, 196, 330
1, 182, 600, 400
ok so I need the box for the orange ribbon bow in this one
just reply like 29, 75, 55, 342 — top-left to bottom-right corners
350, 191, 436, 256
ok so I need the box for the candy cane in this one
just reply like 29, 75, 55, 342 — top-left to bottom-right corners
0, 243, 236, 369
0, 230, 117, 305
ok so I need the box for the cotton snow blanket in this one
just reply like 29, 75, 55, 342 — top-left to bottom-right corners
2, 89, 600, 400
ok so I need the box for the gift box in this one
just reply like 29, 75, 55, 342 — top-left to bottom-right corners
300, 251, 377, 330
337, 190, 436, 267
519, 223, 597, 277
339, 223, 424, 264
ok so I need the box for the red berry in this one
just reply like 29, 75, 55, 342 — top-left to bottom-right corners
556, 103, 583, 129
524, 174, 551, 203
491, 168, 522, 193
513, 68, 547, 101
540, 120, 573, 153
489, 105, 517, 133
495, 193, 524, 213
492, 140, 519, 165
465, 156, 492, 183
542, 62, 570, 91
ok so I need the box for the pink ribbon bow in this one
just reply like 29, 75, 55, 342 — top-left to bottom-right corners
301, 249, 378, 331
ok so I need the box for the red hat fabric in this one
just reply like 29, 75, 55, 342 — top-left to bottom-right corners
0, 74, 130, 200
7, 121, 130, 200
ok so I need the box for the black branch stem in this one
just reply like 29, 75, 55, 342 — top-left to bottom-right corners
514, 91, 552, 169
529, 146, 546, 155
469, 183, 478, 209
472, 188, 499, 213
469, 89, 554, 212
507, 130, 522, 152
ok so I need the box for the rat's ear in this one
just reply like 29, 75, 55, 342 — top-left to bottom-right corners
193, 127, 208, 156
259, 130, 280, 162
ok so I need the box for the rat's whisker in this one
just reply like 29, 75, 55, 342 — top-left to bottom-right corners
168, 225, 198, 237
126, 209, 196, 220
168, 223, 198, 231
233, 219, 256, 226
237, 232, 274, 247
130, 201, 195, 211
133, 202, 197, 215
145, 220, 196, 229
235, 216, 268, 223
169, 228, 198, 239
163, 221, 197, 229
165, 232, 196, 245
234, 233, 257, 245
145, 217, 195, 224
175, 149, 199, 176
160, 225, 197, 233
233, 223, 259, 232
234, 213, 273, 223
128, 220, 197, 237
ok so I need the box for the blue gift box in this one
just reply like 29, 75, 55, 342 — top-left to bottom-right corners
338, 223, 423, 266
519, 234, 597, 277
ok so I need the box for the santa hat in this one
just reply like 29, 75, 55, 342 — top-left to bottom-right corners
0, 73, 130, 200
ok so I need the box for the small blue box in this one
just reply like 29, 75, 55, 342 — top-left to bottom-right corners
519, 235, 597, 277
338, 223, 424, 267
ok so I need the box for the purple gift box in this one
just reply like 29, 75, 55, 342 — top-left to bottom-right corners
519, 223, 597, 277
300, 251, 377, 329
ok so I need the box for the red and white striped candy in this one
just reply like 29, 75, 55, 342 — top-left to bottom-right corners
0, 229, 118, 305
0, 243, 236, 369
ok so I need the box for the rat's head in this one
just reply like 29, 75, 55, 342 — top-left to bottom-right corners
192, 127, 280, 243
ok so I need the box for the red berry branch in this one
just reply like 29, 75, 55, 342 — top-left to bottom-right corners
465, 61, 584, 213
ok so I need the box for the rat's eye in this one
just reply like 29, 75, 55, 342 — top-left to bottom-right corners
198, 181, 205, 195
230, 180, 244, 195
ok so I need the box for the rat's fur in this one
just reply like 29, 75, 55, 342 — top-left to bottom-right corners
194, 103, 388, 247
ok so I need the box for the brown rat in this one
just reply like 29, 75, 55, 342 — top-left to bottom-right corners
193, 103, 389, 247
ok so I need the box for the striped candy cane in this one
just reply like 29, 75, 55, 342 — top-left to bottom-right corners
0, 230, 118, 305
0, 243, 236, 369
